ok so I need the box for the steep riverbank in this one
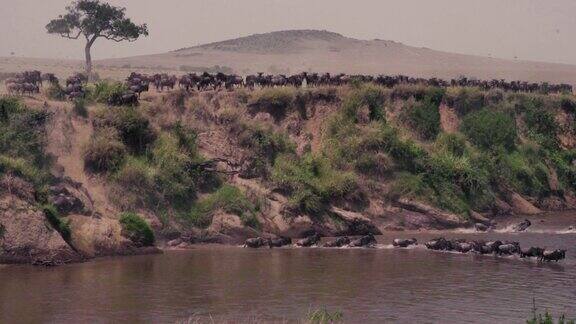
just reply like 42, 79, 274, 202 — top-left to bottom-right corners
1, 81, 575, 264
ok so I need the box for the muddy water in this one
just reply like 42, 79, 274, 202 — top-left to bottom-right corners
1, 232, 575, 323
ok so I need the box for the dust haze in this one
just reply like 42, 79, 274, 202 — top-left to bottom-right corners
1, 0, 575, 65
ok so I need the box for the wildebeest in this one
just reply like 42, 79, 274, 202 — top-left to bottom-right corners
349, 234, 377, 247
323, 236, 350, 247
108, 91, 138, 106
392, 238, 417, 248
244, 237, 266, 248
496, 242, 521, 255
296, 233, 321, 247
513, 219, 532, 232
539, 249, 567, 262
268, 237, 292, 248
453, 241, 473, 253
425, 237, 450, 251
520, 247, 544, 258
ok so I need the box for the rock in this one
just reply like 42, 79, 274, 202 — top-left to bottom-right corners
0, 175, 35, 203
0, 195, 82, 265
492, 198, 513, 216
469, 211, 492, 225
67, 215, 138, 258
508, 192, 542, 215
167, 238, 182, 247
207, 211, 260, 244
395, 198, 465, 229
328, 207, 382, 235
48, 177, 94, 216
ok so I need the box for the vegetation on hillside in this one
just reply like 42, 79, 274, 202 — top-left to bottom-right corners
3, 76, 576, 239
0, 97, 51, 191
119, 212, 155, 247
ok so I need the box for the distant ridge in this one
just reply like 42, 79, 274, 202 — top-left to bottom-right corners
175, 30, 347, 53
100, 29, 576, 85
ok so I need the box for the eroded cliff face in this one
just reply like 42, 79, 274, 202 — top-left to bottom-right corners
0, 176, 81, 265
3, 83, 576, 263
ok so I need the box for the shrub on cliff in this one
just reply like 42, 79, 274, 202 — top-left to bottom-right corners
93, 107, 156, 154
119, 212, 155, 247
405, 99, 441, 140
342, 84, 386, 122
188, 185, 258, 228
0, 97, 51, 188
151, 134, 199, 208
88, 81, 128, 104
83, 129, 127, 173
248, 87, 295, 121
444, 87, 485, 115
42, 204, 72, 242
461, 108, 517, 151
272, 153, 357, 214
73, 98, 88, 118
44, 83, 66, 101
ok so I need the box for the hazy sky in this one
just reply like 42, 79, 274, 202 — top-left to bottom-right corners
1, 0, 575, 64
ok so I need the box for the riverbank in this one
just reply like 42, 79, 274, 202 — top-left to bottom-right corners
1, 77, 576, 265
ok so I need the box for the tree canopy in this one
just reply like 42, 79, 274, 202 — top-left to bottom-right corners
46, 0, 148, 77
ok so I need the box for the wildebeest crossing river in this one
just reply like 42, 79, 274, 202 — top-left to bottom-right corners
0, 231, 574, 323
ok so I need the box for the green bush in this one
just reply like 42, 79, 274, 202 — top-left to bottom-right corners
112, 157, 158, 209
523, 103, 559, 150
0, 97, 51, 187
73, 98, 88, 118
354, 152, 391, 176
272, 153, 357, 215
461, 108, 517, 151
83, 129, 127, 173
233, 121, 295, 178
377, 125, 428, 172
44, 83, 66, 101
434, 133, 467, 157
406, 99, 441, 140
119, 212, 155, 247
498, 146, 550, 197
88, 81, 128, 104
391, 84, 429, 101
152, 134, 198, 208
188, 185, 258, 228
0, 155, 48, 186
445, 87, 485, 115
248, 87, 295, 121
342, 84, 386, 122
388, 172, 429, 200
42, 204, 72, 242
93, 107, 156, 154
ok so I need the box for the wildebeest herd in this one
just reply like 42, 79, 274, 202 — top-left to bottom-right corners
243, 233, 567, 262
123, 71, 574, 94
3, 70, 574, 103
5, 70, 45, 95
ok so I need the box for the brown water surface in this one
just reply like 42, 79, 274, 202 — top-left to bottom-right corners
1, 231, 575, 323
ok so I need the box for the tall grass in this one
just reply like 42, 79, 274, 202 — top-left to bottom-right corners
119, 212, 155, 247
188, 185, 258, 228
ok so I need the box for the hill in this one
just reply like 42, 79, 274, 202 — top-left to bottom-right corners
98, 29, 576, 84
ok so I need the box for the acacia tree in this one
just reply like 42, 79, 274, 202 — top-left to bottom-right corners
46, 0, 148, 79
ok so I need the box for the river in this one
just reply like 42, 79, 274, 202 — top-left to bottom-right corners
1, 231, 575, 323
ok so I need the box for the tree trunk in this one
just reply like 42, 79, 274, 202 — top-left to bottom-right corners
84, 42, 93, 82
